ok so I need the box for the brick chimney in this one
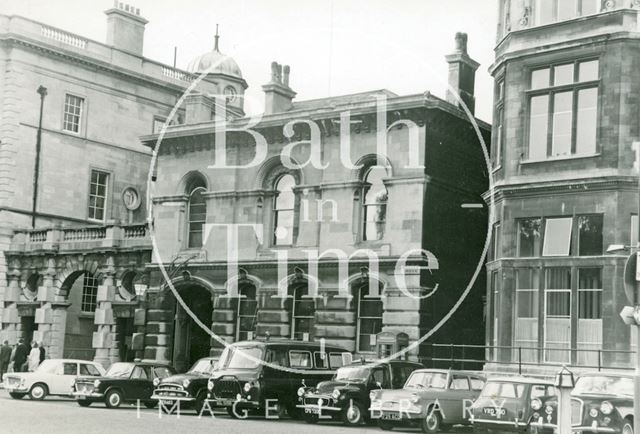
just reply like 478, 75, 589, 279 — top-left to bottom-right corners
105, 1, 148, 56
445, 32, 480, 114
262, 62, 296, 114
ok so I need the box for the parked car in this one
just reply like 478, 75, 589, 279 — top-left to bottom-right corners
151, 356, 219, 414
4, 359, 105, 400
529, 372, 634, 434
206, 339, 351, 419
470, 376, 557, 433
72, 360, 175, 408
369, 369, 486, 432
298, 358, 423, 426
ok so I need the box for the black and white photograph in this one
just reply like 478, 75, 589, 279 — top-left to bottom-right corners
0, 1, 637, 433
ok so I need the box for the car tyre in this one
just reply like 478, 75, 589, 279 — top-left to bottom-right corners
105, 389, 123, 409
9, 392, 25, 399
78, 400, 92, 407
378, 420, 395, 431
29, 383, 48, 400
342, 400, 366, 426
623, 418, 634, 434
421, 410, 447, 433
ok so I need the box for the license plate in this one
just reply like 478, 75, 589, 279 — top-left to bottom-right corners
161, 400, 175, 406
382, 413, 401, 420
483, 407, 506, 417
218, 399, 235, 406
305, 407, 320, 414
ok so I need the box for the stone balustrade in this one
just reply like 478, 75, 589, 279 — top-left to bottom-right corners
9, 222, 151, 253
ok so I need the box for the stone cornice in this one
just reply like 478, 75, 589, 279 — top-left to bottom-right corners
152, 194, 188, 204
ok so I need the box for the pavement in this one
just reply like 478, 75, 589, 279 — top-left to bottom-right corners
0, 390, 476, 434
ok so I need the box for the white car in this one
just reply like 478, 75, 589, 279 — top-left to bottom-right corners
3, 359, 105, 400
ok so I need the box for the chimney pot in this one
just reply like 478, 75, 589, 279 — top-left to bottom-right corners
263, 61, 296, 114
283, 65, 290, 87
105, 2, 148, 56
445, 32, 479, 114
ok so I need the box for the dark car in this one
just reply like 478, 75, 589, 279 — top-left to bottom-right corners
206, 339, 351, 419
150, 357, 219, 414
72, 361, 175, 408
470, 376, 557, 433
529, 372, 634, 434
297, 359, 423, 426
370, 369, 486, 432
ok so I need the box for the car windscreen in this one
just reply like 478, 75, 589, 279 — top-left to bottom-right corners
480, 382, 526, 398
404, 372, 447, 389
189, 359, 217, 375
104, 362, 135, 378
226, 347, 263, 369
35, 360, 58, 374
573, 375, 633, 397
335, 366, 370, 382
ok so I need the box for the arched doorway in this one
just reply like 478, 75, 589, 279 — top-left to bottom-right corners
61, 271, 99, 360
172, 285, 213, 372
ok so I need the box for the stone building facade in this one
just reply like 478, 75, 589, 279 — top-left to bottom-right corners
140, 36, 490, 371
486, 0, 640, 373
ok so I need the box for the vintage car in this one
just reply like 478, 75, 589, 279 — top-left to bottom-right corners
72, 360, 175, 408
529, 372, 634, 434
470, 376, 557, 433
150, 356, 219, 414
369, 369, 486, 432
298, 359, 423, 426
4, 359, 105, 400
206, 339, 351, 419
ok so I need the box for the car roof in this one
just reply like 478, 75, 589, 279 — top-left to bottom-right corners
488, 376, 554, 385
233, 340, 347, 351
412, 368, 485, 377
46, 359, 100, 364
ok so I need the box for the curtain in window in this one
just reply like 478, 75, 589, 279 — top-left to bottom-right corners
514, 269, 540, 362
544, 268, 571, 363
577, 268, 602, 366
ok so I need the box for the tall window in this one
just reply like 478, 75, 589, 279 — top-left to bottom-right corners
534, 0, 600, 25
491, 222, 502, 260
544, 267, 571, 363
492, 80, 505, 168
514, 269, 539, 362
577, 215, 603, 256
362, 166, 388, 241
88, 170, 109, 221
290, 284, 314, 340
356, 280, 383, 352
81, 273, 99, 313
236, 284, 258, 341
517, 218, 542, 257
577, 268, 602, 365
273, 174, 295, 246
528, 59, 599, 160
63, 94, 84, 133
187, 186, 206, 248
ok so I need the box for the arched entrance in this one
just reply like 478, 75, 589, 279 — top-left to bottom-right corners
61, 270, 100, 360
172, 284, 213, 372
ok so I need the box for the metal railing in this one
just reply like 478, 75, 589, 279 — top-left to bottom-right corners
420, 343, 635, 373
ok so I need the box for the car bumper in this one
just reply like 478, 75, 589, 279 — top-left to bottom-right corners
72, 391, 104, 399
471, 417, 529, 432
296, 403, 343, 414
4, 386, 28, 393
369, 408, 424, 422
205, 396, 260, 409
528, 420, 619, 433
151, 394, 195, 403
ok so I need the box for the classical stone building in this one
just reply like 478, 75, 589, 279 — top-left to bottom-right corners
140, 34, 490, 371
0, 4, 216, 366
486, 0, 640, 373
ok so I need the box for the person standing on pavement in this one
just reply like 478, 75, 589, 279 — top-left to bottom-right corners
0, 341, 11, 380
13, 338, 29, 373
27, 342, 40, 372
38, 342, 45, 364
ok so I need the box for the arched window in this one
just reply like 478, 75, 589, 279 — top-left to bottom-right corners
236, 284, 258, 341
289, 284, 314, 340
187, 182, 207, 248
273, 174, 296, 245
355, 279, 383, 352
362, 166, 388, 241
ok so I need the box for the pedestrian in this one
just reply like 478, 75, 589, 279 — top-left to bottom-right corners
13, 338, 28, 373
38, 342, 45, 364
0, 340, 11, 381
27, 342, 40, 372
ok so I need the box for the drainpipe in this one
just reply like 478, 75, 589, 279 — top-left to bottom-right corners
32, 86, 47, 228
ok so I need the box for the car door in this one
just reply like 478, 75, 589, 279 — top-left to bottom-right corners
129, 365, 151, 400
51, 362, 78, 395
442, 374, 471, 424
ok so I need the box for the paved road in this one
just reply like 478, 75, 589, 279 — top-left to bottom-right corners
0, 390, 475, 434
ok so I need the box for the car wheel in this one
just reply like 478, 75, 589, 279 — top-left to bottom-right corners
421, 410, 444, 433
342, 400, 366, 426
105, 389, 123, 409
144, 400, 157, 409
378, 420, 395, 431
623, 419, 634, 434
29, 383, 48, 400
9, 392, 25, 399
78, 400, 92, 407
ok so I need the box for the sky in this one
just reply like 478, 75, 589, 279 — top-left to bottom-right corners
2, 0, 498, 121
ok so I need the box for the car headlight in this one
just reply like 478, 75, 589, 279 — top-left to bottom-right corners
182, 379, 190, 388
244, 382, 252, 393
93, 379, 101, 388
545, 405, 554, 415
297, 387, 306, 397
531, 398, 542, 411
207, 380, 214, 391
600, 401, 614, 415
153, 378, 160, 387
331, 389, 341, 400
590, 408, 599, 418
410, 393, 420, 404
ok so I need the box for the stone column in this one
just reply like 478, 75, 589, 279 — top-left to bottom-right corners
315, 289, 356, 352
256, 288, 291, 339
93, 258, 116, 368
143, 288, 173, 363
211, 291, 235, 353
34, 258, 62, 358
1, 262, 21, 344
